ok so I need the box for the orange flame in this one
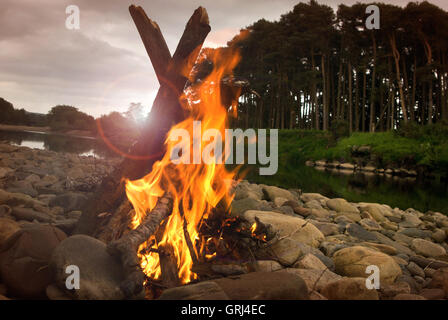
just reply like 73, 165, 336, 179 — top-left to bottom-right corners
125, 48, 241, 284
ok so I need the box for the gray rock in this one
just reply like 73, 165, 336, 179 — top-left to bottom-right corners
359, 218, 382, 231
50, 235, 127, 300
252, 260, 283, 272
6, 180, 38, 197
397, 228, 432, 239
406, 261, 425, 278
272, 206, 295, 216
158, 281, 229, 300
66, 210, 82, 220
211, 264, 247, 276
11, 207, 53, 223
233, 181, 263, 201
310, 221, 340, 236
49, 192, 88, 212
0, 225, 66, 298
431, 229, 447, 243
326, 198, 359, 213
230, 198, 262, 217
51, 219, 78, 235
411, 238, 446, 258
262, 185, 296, 202
371, 231, 415, 256
213, 271, 309, 300
345, 223, 378, 242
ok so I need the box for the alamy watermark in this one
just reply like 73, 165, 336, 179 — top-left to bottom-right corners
66, 5, 80, 30
65, 265, 80, 290
169, 121, 278, 176
365, 265, 380, 289
365, 5, 380, 30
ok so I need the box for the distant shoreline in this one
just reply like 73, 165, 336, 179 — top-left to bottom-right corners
0, 124, 97, 140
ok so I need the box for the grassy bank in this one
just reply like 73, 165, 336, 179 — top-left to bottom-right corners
236, 125, 448, 213
275, 124, 448, 176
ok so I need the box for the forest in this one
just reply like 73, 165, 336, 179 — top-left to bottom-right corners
215, 1, 448, 133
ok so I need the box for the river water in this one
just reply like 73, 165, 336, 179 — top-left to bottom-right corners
1, 129, 447, 214
0, 129, 119, 159
245, 164, 448, 215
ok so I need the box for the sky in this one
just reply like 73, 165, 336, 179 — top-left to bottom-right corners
1, 0, 447, 118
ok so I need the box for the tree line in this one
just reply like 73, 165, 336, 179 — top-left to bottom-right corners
214, 1, 448, 132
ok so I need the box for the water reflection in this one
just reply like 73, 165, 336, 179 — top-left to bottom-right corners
245, 164, 448, 214
0, 130, 121, 159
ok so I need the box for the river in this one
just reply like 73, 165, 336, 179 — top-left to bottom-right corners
1, 129, 447, 214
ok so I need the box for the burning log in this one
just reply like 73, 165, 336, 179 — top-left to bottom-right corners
75, 5, 211, 236
107, 192, 173, 297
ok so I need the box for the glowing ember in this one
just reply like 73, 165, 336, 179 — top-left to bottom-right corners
125, 48, 241, 284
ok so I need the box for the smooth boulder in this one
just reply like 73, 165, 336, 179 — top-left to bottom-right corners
50, 235, 127, 300
333, 246, 402, 285
0, 225, 66, 298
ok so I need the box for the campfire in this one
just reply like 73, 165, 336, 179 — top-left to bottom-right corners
90, 5, 270, 299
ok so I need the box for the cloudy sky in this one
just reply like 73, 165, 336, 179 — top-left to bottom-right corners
1, 0, 447, 118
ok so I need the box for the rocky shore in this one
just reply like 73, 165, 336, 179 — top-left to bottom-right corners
0, 142, 448, 300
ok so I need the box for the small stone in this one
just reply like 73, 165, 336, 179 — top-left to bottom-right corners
411, 238, 446, 258
253, 260, 283, 272
335, 212, 362, 223
380, 282, 411, 298
420, 288, 445, 300
393, 293, 426, 300
293, 253, 327, 270
326, 198, 359, 213
46, 284, 72, 300
431, 229, 447, 243
359, 218, 382, 231
262, 186, 296, 202
406, 262, 425, 278
360, 242, 397, 255
211, 264, 246, 276
310, 221, 339, 236
424, 267, 436, 278
159, 281, 229, 300
283, 268, 342, 292
345, 223, 378, 242
274, 197, 288, 207
321, 277, 379, 300
392, 256, 408, 266
230, 198, 262, 217
0, 217, 20, 243
11, 207, 53, 223
360, 205, 386, 223
49, 192, 88, 213
381, 221, 398, 231
213, 271, 309, 300
398, 228, 431, 239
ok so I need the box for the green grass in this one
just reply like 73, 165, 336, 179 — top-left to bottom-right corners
273, 125, 448, 175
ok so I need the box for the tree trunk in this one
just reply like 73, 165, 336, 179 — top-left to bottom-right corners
389, 34, 408, 123
322, 54, 329, 131
348, 61, 353, 133
369, 34, 377, 132
362, 68, 367, 132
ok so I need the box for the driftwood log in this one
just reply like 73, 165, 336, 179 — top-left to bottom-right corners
74, 5, 211, 236
107, 192, 174, 297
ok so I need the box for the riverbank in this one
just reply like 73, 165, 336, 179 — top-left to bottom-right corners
0, 124, 50, 133
0, 124, 96, 139
0, 142, 447, 300
274, 127, 448, 178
